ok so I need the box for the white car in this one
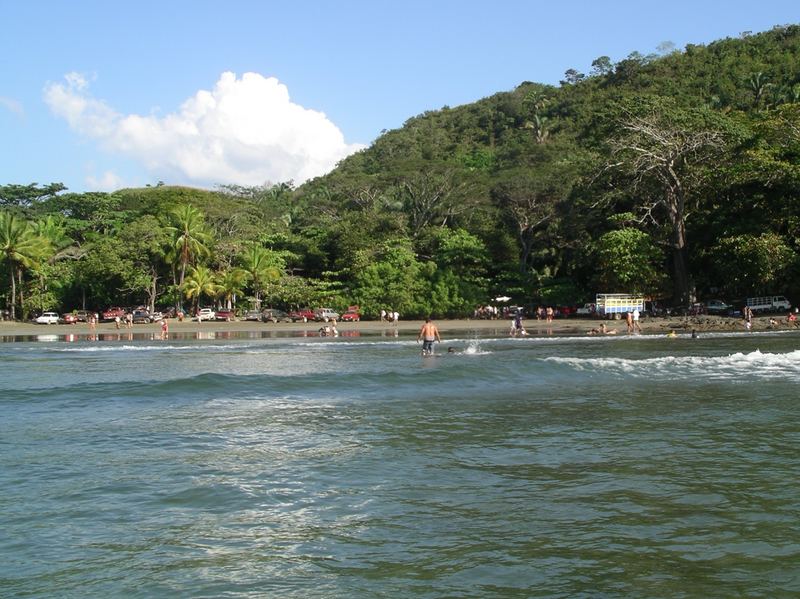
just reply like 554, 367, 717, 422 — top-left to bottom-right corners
195, 308, 215, 321
314, 308, 340, 322
35, 311, 60, 325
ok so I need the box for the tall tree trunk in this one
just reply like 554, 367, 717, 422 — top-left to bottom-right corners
178, 259, 187, 311
9, 266, 16, 320
519, 229, 534, 274
667, 184, 690, 306
148, 271, 157, 313
17, 269, 25, 320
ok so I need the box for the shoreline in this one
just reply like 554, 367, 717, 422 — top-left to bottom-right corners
1, 314, 796, 341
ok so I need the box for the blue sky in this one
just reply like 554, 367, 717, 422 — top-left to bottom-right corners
1, 1, 798, 193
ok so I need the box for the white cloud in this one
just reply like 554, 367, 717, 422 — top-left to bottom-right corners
85, 169, 124, 191
44, 71, 365, 187
0, 96, 24, 117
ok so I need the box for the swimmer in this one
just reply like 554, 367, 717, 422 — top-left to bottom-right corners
667, 330, 677, 338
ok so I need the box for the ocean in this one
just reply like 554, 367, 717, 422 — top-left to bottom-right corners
1, 329, 799, 597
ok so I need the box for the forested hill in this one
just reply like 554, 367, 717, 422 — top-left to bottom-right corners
2, 25, 800, 319
293, 24, 800, 307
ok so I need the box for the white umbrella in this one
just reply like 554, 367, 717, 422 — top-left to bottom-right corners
494, 296, 511, 302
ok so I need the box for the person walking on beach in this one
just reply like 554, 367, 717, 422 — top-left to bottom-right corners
625, 311, 634, 334
159, 319, 168, 340
510, 312, 526, 337
632, 307, 642, 333
418, 317, 441, 356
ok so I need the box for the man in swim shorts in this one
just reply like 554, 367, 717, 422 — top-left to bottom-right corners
418, 317, 442, 356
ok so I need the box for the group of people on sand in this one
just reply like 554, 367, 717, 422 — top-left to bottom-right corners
379, 309, 399, 324
588, 322, 618, 335
625, 309, 642, 334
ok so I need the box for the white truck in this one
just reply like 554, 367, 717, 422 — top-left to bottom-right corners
596, 294, 645, 320
746, 296, 792, 313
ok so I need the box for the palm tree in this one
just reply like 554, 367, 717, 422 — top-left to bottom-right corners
165, 205, 213, 299
0, 212, 51, 319
239, 246, 284, 309
216, 267, 247, 310
29, 216, 80, 312
182, 265, 218, 314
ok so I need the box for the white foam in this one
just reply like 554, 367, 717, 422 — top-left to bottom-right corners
544, 349, 800, 380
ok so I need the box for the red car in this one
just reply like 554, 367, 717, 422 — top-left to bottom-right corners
340, 306, 361, 322
289, 308, 315, 322
60, 313, 79, 324
101, 307, 126, 321
215, 309, 235, 321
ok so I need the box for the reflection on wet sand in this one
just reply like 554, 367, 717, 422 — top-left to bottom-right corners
4, 328, 365, 343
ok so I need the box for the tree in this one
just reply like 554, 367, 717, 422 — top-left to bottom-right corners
708, 233, 794, 297
216, 267, 247, 310
590, 56, 614, 77
0, 183, 66, 209
593, 227, 667, 294
607, 100, 735, 305
492, 145, 588, 273
350, 238, 429, 317
0, 212, 51, 319
116, 216, 170, 312
239, 245, 284, 309
182, 265, 218, 312
165, 205, 213, 301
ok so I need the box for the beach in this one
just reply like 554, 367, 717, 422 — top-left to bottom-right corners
1, 313, 795, 340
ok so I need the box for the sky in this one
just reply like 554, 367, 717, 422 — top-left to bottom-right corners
1, 1, 799, 194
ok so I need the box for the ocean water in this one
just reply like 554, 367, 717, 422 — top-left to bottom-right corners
1, 329, 799, 597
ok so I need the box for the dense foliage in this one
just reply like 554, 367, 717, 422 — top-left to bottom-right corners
3, 25, 800, 319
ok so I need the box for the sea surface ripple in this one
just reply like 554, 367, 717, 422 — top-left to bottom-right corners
1, 331, 799, 597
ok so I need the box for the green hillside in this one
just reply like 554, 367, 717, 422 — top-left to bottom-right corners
3, 25, 800, 318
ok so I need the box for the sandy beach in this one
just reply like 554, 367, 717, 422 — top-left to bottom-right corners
1, 314, 796, 340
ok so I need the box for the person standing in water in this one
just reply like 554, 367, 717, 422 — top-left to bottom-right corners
418, 317, 441, 356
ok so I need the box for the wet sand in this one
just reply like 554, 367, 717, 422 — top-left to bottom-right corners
1, 314, 796, 340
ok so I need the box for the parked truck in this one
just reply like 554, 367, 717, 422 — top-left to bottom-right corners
595, 294, 645, 320
746, 296, 792, 313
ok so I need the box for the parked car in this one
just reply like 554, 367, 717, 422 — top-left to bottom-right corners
705, 299, 733, 315
60, 313, 79, 324
101, 306, 126, 322
150, 311, 164, 322
72, 309, 93, 322
35, 311, 60, 325
340, 306, 361, 322
215, 309, 235, 322
195, 308, 215, 321
576, 303, 596, 316
131, 309, 153, 324
289, 308, 315, 322
243, 310, 262, 321
314, 308, 340, 322
262, 309, 290, 323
